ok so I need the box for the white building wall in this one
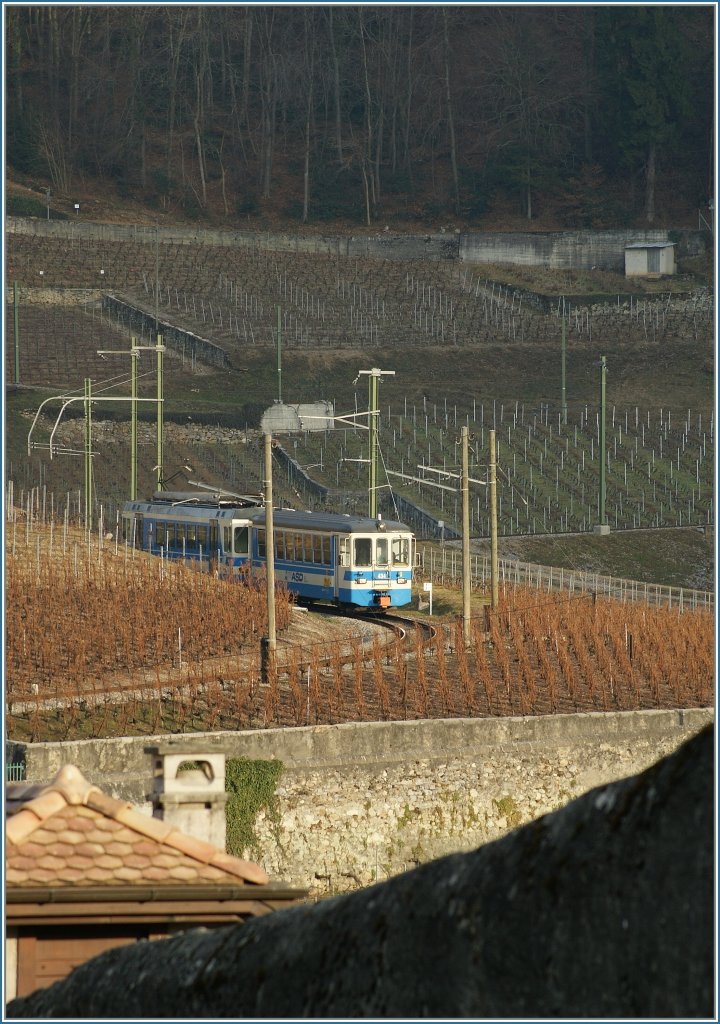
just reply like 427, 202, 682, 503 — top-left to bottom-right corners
5, 929, 18, 1002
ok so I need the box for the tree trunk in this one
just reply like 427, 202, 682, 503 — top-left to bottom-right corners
403, 8, 415, 187
194, 113, 207, 208
442, 10, 460, 217
582, 8, 596, 163
645, 142, 656, 223
302, 16, 315, 223
193, 10, 209, 208
358, 10, 374, 221
361, 161, 371, 227
166, 9, 190, 184
327, 9, 343, 163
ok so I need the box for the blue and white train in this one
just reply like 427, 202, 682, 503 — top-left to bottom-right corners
121, 493, 415, 611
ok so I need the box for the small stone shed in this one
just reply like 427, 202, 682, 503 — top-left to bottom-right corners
5, 763, 307, 1000
624, 241, 676, 278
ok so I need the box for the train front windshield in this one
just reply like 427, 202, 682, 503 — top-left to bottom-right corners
352, 535, 412, 568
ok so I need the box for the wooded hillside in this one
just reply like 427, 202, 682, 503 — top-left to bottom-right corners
6, 6, 714, 229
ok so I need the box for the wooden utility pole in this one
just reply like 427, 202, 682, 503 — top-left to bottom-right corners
276, 305, 282, 403
599, 354, 607, 527
261, 432, 277, 682
13, 282, 20, 384
156, 334, 164, 490
489, 428, 499, 609
561, 315, 567, 425
130, 340, 138, 500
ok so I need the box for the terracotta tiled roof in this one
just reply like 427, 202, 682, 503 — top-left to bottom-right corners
6, 765, 269, 889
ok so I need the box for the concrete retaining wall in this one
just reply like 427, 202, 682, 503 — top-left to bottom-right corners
5, 218, 346, 255
9, 708, 711, 895
459, 228, 709, 269
7, 217, 708, 270
459, 229, 666, 270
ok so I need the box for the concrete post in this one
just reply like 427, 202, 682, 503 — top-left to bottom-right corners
490, 429, 499, 609
595, 355, 610, 534
263, 433, 276, 679
461, 426, 471, 647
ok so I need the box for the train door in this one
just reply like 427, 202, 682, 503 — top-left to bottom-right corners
209, 519, 219, 573
132, 514, 144, 550
333, 535, 343, 602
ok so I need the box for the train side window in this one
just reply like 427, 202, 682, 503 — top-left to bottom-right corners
312, 535, 321, 563
392, 537, 410, 566
375, 537, 389, 566
156, 522, 166, 546
354, 538, 372, 567
285, 533, 294, 560
339, 537, 350, 567
294, 534, 304, 562
257, 529, 266, 557
234, 527, 248, 555
222, 526, 231, 551
187, 524, 197, 548
276, 531, 286, 560
174, 525, 184, 550
198, 525, 208, 549
322, 537, 331, 565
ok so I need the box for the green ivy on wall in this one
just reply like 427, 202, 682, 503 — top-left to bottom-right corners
225, 757, 284, 858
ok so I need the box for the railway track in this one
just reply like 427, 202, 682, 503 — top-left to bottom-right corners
317, 605, 437, 647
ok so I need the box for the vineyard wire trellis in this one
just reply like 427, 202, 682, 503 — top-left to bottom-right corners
416, 547, 714, 612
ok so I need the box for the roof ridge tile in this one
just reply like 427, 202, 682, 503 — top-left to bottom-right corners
45, 765, 100, 806
112, 806, 174, 844
165, 830, 217, 864
5, 792, 67, 844
208, 850, 270, 885
6, 809, 45, 845
85, 791, 133, 818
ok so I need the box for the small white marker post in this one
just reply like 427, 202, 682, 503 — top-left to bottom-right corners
423, 580, 433, 616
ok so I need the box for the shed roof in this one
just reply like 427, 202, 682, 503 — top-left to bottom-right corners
624, 242, 676, 249
6, 764, 269, 890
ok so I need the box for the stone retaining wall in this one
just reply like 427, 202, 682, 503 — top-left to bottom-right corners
392, 492, 462, 541
4, 287, 103, 305
9, 708, 711, 896
102, 294, 231, 369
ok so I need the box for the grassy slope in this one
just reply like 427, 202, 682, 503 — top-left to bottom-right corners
469, 528, 714, 590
